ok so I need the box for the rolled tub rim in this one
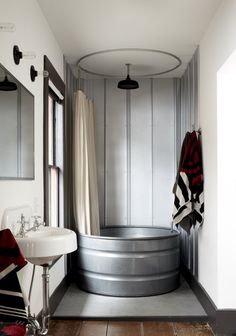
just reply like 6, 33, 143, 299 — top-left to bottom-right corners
78, 225, 180, 241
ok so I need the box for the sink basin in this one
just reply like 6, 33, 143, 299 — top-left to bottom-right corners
16, 227, 77, 266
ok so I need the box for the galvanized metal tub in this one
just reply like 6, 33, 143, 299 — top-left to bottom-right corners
77, 226, 180, 297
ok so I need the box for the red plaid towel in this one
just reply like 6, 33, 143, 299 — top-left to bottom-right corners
0, 229, 28, 325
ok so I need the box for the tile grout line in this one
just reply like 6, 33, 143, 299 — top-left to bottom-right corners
172, 322, 178, 336
76, 321, 83, 336
106, 320, 109, 336
140, 322, 144, 336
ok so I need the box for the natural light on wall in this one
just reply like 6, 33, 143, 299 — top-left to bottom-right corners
217, 49, 236, 308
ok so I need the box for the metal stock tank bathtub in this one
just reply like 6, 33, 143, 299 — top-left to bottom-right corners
77, 226, 180, 297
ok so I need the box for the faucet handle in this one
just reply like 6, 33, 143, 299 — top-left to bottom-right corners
32, 215, 41, 221
31, 215, 43, 229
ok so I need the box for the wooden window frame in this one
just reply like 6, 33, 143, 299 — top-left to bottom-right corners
43, 56, 65, 227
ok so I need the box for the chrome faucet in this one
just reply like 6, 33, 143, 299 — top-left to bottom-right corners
16, 214, 44, 237
28, 215, 44, 232
16, 213, 29, 237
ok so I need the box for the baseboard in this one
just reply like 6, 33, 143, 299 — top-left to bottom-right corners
49, 273, 71, 315
181, 263, 236, 335
216, 310, 236, 335
181, 263, 217, 328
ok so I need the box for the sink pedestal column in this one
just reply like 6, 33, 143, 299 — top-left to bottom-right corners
27, 265, 50, 336
41, 266, 50, 335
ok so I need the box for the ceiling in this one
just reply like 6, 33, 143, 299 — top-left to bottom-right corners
37, 0, 223, 78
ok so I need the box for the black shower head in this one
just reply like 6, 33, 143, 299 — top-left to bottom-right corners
117, 64, 139, 90
0, 76, 17, 91
117, 74, 139, 90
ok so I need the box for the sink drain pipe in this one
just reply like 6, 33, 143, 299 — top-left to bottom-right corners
26, 265, 50, 335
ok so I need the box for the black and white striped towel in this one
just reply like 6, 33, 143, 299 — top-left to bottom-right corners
0, 229, 28, 325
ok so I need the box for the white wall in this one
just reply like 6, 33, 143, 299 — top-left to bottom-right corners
199, 0, 236, 309
0, 0, 65, 315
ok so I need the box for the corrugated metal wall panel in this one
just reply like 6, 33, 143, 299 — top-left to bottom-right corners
92, 79, 105, 227
153, 79, 175, 227
130, 79, 152, 226
91, 77, 175, 228
175, 49, 199, 279
105, 80, 127, 226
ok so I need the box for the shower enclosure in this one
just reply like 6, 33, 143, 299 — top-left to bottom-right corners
75, 77, 179, 296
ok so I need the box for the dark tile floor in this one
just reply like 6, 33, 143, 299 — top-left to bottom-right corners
48, 320, 215, 336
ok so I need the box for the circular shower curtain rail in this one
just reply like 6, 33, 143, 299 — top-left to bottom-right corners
77, 48, 182, 78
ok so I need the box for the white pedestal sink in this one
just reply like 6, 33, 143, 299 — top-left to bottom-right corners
15, 226, 77, 266
15, 226, 77, 335
1, 207, 78, 335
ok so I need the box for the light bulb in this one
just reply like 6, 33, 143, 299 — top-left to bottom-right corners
0, 23, 15, 32
22, 51, 36, 60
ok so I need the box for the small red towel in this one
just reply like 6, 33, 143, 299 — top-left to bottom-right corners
180, 131, 203, 190
0, 323, 26, 336
0, 229, 28, 325
0, 229, 27, 275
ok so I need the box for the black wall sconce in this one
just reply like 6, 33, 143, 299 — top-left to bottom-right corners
13, 45, 36, 65
30, 65, 49, 82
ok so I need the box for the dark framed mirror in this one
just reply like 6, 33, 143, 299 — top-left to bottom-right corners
0, 63, 34, 179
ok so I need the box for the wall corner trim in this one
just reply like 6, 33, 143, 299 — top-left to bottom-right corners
181, 263, 236, 335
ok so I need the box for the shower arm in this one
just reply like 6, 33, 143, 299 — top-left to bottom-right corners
126, 64, 130, 77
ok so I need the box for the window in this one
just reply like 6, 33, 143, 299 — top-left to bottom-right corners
44, 56, 65, 228
48, 93, 63, 227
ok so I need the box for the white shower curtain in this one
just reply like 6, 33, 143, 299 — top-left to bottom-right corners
74, 90, 100, 235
